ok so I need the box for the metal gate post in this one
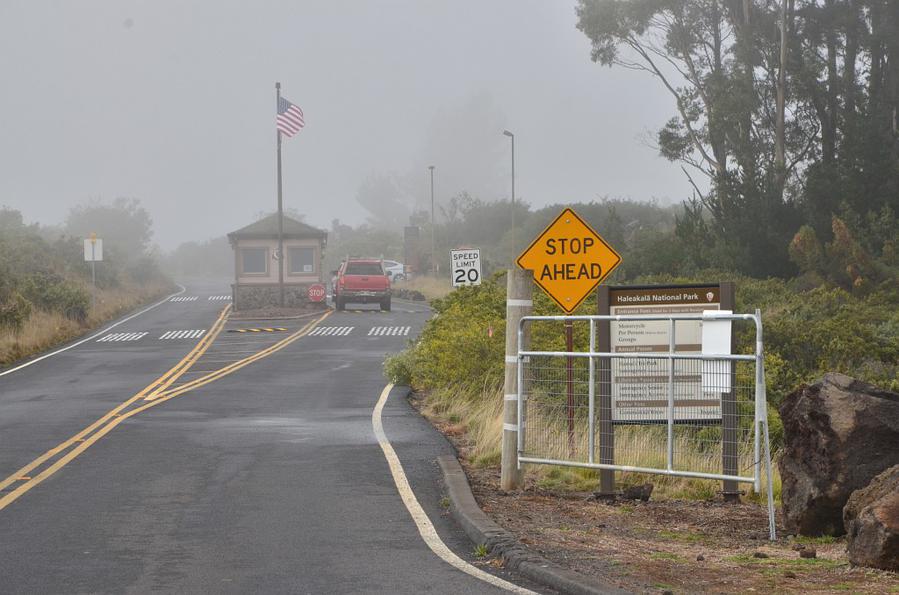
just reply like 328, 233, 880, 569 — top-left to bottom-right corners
754, 309, 776, 540
753, 311, 763, 494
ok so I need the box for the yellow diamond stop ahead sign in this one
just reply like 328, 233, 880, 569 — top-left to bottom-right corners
517, 207, 622, 313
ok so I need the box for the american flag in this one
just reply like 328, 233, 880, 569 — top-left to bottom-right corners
277, 97, 305, 137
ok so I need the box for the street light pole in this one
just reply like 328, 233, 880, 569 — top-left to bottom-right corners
429, 165, 436, 276
503, 130, 515, 256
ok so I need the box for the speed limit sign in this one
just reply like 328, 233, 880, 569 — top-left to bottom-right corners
450, 249, 482, 287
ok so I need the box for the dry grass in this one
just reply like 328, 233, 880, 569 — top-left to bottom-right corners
0, 280, 173, 367
420, 384, 505, 467
417, 385, 782, 501
397, 275, 453, 301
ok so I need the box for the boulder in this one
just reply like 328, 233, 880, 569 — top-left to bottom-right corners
621, 483, 654, 501
843, 464, 899, 570
778, 373, 899, 536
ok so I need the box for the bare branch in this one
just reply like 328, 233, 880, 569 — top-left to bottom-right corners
625, 39, 723, 173
680, 166, 709, 202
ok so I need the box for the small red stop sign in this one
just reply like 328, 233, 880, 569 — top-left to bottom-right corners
307, 283, 326, 302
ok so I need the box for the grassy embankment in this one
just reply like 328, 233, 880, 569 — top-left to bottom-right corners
387, 272, 899, 501
0, 279, 173, 367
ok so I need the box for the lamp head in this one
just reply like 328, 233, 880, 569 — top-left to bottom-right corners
503, 130, 513, 137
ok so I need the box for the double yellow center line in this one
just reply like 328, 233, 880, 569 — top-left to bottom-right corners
0, 307, 331, 511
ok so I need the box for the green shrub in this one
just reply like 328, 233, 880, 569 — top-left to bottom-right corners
0, 292, 32, 333
20, 272, 90, 322
384, 350, 414, 385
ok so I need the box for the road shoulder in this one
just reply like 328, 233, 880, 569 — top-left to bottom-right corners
438, 454, 626, 595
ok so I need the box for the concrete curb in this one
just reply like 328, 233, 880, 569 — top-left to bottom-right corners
437, 455, 627, 595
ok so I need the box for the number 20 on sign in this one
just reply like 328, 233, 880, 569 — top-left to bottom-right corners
517, 207, 622, 313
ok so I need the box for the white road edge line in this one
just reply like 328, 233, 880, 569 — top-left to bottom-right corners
372, 383, 536, 595
0, 284, 186, 378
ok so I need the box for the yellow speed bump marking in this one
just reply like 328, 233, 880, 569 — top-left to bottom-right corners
144, 312, 329, 401
0, 305, 231, 498
0, 309, 331, 512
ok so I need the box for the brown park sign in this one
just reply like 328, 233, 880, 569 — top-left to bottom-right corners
517, 207, 622, 313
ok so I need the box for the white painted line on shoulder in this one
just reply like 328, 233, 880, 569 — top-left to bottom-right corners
503, 423, 518, 432
372, 384, 536, 595
505, 356, 518, 364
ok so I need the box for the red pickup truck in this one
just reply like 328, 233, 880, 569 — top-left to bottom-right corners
333, 258, 391, 311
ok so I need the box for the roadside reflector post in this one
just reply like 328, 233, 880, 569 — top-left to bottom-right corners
501, 268, 532, 491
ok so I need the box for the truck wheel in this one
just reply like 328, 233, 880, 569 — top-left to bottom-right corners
380, 297, 391, 312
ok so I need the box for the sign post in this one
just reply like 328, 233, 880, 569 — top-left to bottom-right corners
83, 233, 103, 313
450, 248, 482, 287
517, 207, 622, 461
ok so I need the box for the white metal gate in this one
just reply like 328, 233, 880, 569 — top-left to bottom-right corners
516, 311, 776, 540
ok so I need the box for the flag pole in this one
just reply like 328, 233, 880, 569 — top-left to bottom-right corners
276, 82, 285, 307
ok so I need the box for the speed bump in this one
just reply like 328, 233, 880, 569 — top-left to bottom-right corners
227, 327, 288, 333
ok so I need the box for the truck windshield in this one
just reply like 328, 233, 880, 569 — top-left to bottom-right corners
345, 263, 383, 275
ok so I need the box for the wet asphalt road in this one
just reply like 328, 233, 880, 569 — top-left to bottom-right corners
0, 281, 548, 594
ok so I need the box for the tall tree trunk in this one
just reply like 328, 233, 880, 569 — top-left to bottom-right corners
822, 0, 839, 164
842, 0, 861, 118
775, 0, 788, 198
725, 0, 757, 179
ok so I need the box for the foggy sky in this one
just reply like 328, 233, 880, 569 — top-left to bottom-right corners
0, 1, 684, 249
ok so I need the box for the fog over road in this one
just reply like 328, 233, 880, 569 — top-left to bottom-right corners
0, 284, 548, 594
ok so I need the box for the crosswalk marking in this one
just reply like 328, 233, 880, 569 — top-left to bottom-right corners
308, 326, 354, 336
208, 295, 231, 301
159, 330, 206, 340
170, 296, 199, 302
368, 326, 411, 337
96, 331, 149, 342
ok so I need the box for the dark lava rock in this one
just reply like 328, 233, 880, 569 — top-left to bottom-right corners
778, 373, 899, 536
844, 464, 899, 570
621, 483, 654, 501
799, 547, 817, 559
